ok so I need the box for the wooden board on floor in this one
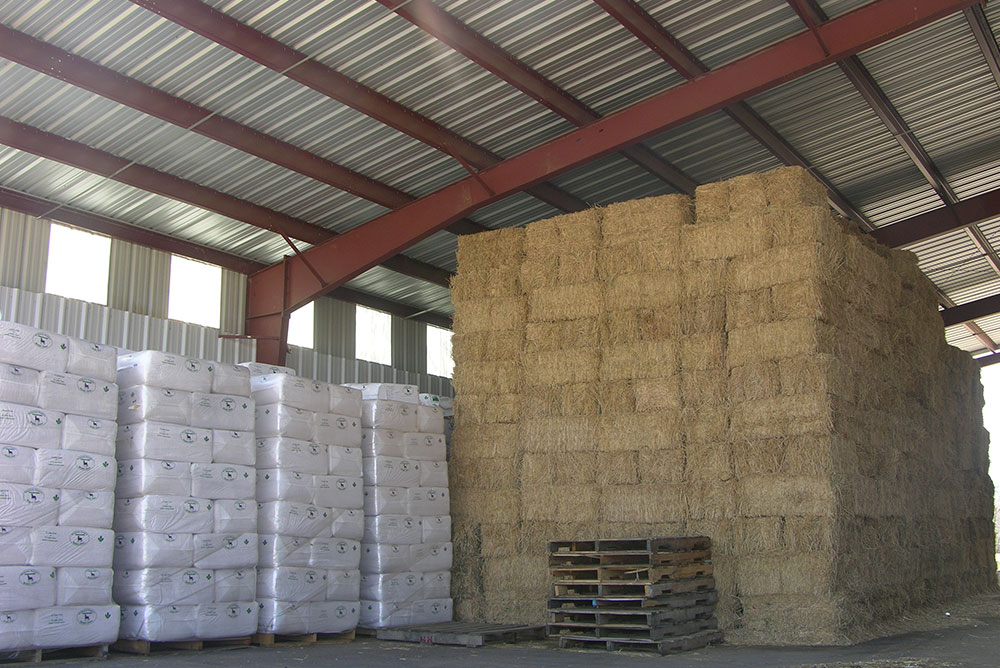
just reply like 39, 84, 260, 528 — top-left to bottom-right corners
1, 644, 108, 664
251, 632, 317, 648
556, 628, 723, 655
112, 637, 251, 655
376, 622, 546, 648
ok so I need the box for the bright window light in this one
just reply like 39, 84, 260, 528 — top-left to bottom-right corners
288, 301, 315, 349
45, 224, 111, 305
426, 325, 454, 378
168, 255, 221, 328
356, 305, 391, 366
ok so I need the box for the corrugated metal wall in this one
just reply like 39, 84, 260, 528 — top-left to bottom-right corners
0, 205, 453, 395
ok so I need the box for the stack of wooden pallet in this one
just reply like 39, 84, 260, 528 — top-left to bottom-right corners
546, 536, 722, 655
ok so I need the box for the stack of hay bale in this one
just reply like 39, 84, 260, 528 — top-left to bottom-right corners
449, 167, 997, 645
114, 352, 258, 642
0, 322, 120, 652
356, 383, 453, 628
252, 371, 363, 636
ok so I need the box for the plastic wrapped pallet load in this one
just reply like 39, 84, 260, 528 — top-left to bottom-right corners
358, 383, 453, 629
252, 375, 362, 637
113, 353, 259, 643
0, 320, 121, 653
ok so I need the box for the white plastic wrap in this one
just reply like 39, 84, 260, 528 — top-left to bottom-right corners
34, 449, 116, 492
118, 604, 197, 641
257, 599, 308, 635
0, 324, 68, 372
61, 414, 116, 456
419, 461, 448, 487
0, 526, 33, 565
256, 469, 311, 505
309, 538, 360, 570
257, 501, 330, 538
238, 362, 295, 377
348, 383, 418, 404
33, 604, 120, 648
407, 487, 449, 516
314, 413, 362, 448
0, 483, 59, 527
360, 572, 424, 603
360, 543, 411, 574
192, 533, 257, 569
190, 393, 254, 431
0, 364, 37, 405
0, 608, 33, 650
359, 600, 407, 629
0, 565, 56, 610
58, 490, 114, 529
326, 570, 361, 601
211, 429, 255, 466
257, 567, 326, 602
411, 543, 453, 573
417, 393, 443, 407
113, 568, 215, 606
196, 601, 257, 639
36, 371, 117, 420
327, 445, 363, 477
401, 432, 447, 461
423, 571, 450, 599
330, 508, 364, 541
408, 598, 452, 625
114, 496, 213, 534
363, 515, 422, 545
190, 463, 255, 500
361, 429, 404, 458
329, 385, 362, 418
415, 405, 445, 434
255, 403, 313, 440
214, 568, 256, 602
114, 532, 193, 569
213, 499, 257, 534
56, 567, 113, 605
362, 486, 407, 515
312, 601, 360, 634
363, 456, 420, 488
30, 526, 114, 568
0, 402, 63, 449
251, 375, 328, 413
116, 421, 212, 464
116, 459, 191, 497
421, 515, 451, 544
258, 534, 309, 568
0, 444, 35, 484
255, 437, 327, 475
66, 338, 117, 384
117, 386, 191, 426
117, 352, 212, 393
211, 364, 251, 397
360, 400, 417, 431
312, 475, 363, 510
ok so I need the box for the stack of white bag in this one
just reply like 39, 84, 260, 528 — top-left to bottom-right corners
0, 321, 120, 651
252, 371, 363, 635
352, 383, 452, 628
114, 352, 258, 641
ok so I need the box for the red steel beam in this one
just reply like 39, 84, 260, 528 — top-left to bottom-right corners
376, 0, 698, 195
127, 0, 588, 215
0, 186, 452, 330
595, 0, 873, 226
966, 4, 1000, 89
872, 187, 1000, 247
977, 352, 1000, 367
0, 116, 453, 288
941, 294, 1000, 328
0, 24, 487, 236
246, 0, 976, 363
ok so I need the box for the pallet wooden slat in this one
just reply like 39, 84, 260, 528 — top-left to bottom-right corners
112, 637, 251, 656
2, 644, 108, 664
376, 622, 546, 647
556, 629, 723, 655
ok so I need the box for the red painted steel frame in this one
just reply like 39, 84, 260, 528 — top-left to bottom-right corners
247, 0, 976, 363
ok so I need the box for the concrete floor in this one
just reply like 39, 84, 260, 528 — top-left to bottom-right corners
29, 611, 1000, 668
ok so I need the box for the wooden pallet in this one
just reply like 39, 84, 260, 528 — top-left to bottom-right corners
549, 550, 711, 568
552, 574, 716, 598
376, 622, 546, 648
251, 629, 356, 647
548, 616, 716, 641
549, 588, 719, 611
550, 561, 713, 584
549, 604, 716, 627
1, 644, 107, 664
556, 629, 723, 655
112, 636, 251, 655
548, 537, 711, 555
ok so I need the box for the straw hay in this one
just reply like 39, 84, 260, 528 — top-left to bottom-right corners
451, 296, 526, 334
448, 455, 520, 491
521, 452, 597, 486
738, 553, 833, 596
524, 317, 601, 352
684, 443, 734, 482
729, 173, 768, 213
686, 480, 737, 519
522, 485, 599, 523
451, 423, 519, 457
730, 393, 832, 439
695, 180, 729, 222
600, 194, 691, 244
729, 362, 781, 403
605, 270, 680, 311
682, 218, 770, 261
598, 411, 682, 451
727, 319, 837, 366
483, 555, 549, 594
729, 242, 845, 294
451, 360, 521, 395
680, 260, 728, 299
523, 348, 600, 386
764, 166, 828, 208
597, 239, 678, 279
679, 296, 726, 335
456, 225, 524, 269
727, 288, 772, 328
602, 307, 680, 344
528, 282, 603, 321
596, 379, 637, 415
601, 341, 678, 380
600, 484, 687, 523
738, 476, 833, 517
521, 416, 596, 451
525, 209, 602, 253
728, 516, 785, 555
635, 447, 685, 483
679, 333, 726, 370
634, 376, 681, 412
595, 451, 640, 485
